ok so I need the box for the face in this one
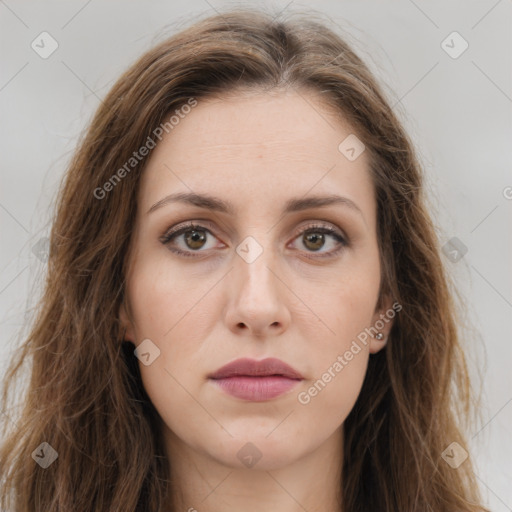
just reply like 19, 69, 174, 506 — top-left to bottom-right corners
120, 89, 394, 471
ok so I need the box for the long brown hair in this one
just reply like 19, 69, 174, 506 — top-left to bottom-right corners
0, 7, 489, 511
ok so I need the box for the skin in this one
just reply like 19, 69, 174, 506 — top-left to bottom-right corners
120, 88, 394, 512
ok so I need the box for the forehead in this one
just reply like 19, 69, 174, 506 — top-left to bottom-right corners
160, 89, 355, 159
139, 89, 376, 226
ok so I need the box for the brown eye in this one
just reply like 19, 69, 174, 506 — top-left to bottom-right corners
160, 221, 346, 260
290, 224, 347, 259
160, 222, 222, 258
183, 229, 208, 250
303, 232, 325, 251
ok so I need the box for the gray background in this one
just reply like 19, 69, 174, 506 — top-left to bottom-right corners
1, 1, 511, 509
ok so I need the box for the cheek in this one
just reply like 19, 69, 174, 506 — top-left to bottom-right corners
294, 254, 379, 409
126, 259, 221, 414
295, 282, 374, 413
127, 256, 216, 340
298, 346, 369, 432
299, 253, 381, 352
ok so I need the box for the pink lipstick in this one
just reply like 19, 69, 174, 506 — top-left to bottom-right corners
208, 357, 303, 401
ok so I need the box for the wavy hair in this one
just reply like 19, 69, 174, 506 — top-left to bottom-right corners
0, 7, 489, 511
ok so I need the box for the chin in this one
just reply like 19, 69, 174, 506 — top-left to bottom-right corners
202, 426, 314, 471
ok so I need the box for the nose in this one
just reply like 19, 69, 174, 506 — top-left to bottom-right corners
224, 243, 291, 338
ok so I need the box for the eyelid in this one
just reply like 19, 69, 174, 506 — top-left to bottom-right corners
161, 218, 346, 239
289, 220, 345, 241
162, 219, 217, 238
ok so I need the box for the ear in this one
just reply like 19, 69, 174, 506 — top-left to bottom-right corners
368, 294, 398, 354
119, 300, 136, 343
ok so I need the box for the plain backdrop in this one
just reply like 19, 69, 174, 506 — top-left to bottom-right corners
1, 0, 511, 509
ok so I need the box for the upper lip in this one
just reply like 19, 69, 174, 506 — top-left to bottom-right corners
208, 357, 304, 380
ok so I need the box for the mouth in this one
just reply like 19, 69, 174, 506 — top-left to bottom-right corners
208, 357, 304, 401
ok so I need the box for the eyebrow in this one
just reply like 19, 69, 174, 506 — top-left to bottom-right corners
146, 191, 365, 220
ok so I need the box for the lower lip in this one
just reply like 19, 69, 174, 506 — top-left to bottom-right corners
210, 376, 302, 401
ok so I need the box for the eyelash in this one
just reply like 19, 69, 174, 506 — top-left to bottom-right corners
159, 221, 348, 259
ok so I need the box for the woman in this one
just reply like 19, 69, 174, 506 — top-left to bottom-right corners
0, 7, 490, 511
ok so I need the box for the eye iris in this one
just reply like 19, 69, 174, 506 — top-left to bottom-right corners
185, 229, 207, 249
304, 232, 324, 251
